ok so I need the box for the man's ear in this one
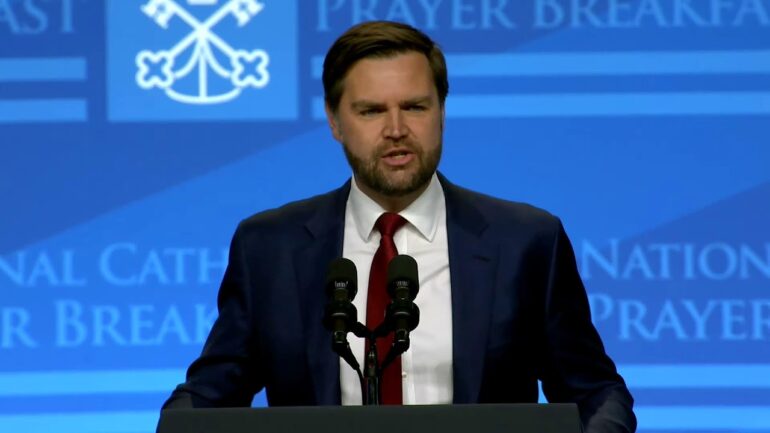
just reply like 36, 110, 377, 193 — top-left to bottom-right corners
440, 103, 446, 132
325, 103, 343, 143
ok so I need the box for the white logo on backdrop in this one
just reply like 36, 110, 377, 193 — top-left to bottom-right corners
136, 0, 269, 104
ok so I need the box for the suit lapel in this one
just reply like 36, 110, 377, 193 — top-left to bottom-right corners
440, 175, 499, 404
294, 182, 350, 405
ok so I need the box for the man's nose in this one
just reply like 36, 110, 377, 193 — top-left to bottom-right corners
383, 110, 408, 140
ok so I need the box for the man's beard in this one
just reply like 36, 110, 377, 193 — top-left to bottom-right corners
343, 140, 442, 198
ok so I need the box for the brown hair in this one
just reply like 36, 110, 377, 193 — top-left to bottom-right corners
322, 21, 449, 113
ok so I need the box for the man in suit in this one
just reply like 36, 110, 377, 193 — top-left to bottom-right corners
162, 21, 636, 433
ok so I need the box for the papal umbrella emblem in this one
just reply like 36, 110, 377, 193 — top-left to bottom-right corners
136, 0, 270, 105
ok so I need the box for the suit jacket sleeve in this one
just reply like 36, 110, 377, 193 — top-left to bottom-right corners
540, 220, 636, 433
162, 221, 263, 409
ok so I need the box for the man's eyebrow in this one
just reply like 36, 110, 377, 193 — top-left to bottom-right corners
350, 97, 433, 110
401, 96, 432, 105
350, 100, 385, 110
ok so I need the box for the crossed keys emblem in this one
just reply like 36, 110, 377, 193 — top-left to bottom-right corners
136, 0, 270, 105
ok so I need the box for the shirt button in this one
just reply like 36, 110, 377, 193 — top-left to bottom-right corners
402, 372, 407, 378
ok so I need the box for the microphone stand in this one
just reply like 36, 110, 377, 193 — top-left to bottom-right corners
349, 322, 381, 405
363, 334, 380, 405
332, 320, 414, 405
360, 321, 411, 405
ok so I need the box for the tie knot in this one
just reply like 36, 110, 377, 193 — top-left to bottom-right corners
375, 212, 407, 238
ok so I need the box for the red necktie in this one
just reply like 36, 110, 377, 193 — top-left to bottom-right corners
366, 212, 407, 405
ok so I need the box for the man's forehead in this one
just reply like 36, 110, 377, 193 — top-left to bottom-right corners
339, 53, 437, 102
346, 51, 430, 74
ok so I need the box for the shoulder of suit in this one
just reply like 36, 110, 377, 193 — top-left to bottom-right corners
446, 181, 561, 229
236, 185, 345, 234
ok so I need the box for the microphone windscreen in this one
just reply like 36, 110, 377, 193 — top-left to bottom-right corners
325, 257, 358, 298
386, 254, 419, 298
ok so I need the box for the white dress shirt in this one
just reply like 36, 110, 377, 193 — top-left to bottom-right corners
340, 173, 454, 405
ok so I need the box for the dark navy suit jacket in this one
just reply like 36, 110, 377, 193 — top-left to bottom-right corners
163, 174, 636, 433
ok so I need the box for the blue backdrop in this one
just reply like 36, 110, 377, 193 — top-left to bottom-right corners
2, 1, 770, 432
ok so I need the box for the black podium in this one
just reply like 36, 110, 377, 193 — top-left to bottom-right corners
157, 403, 581, 433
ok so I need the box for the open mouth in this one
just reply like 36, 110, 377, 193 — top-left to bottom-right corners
381, 149, 415, 166
385, 150, 410, 158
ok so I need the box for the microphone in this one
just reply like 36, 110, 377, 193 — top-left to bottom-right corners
385, 255, 420, 352
322, 258, 358, 351
323, 258, 367, 399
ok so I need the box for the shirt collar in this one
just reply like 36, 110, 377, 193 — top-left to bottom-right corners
348, 173, 444, 243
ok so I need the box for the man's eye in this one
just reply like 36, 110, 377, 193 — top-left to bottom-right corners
406, 105, 426, 112
360, 108, 380, 116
